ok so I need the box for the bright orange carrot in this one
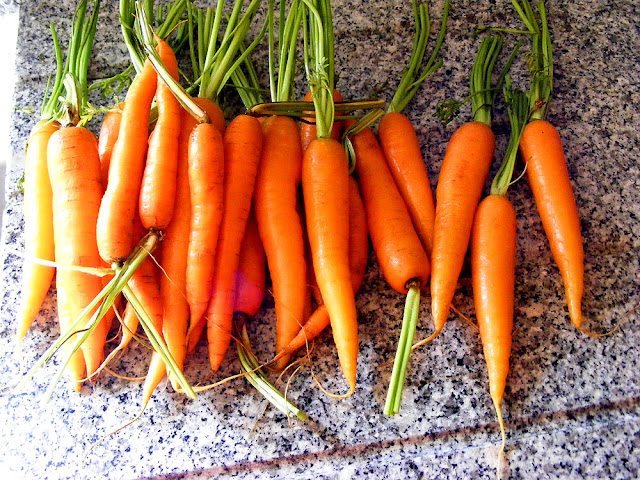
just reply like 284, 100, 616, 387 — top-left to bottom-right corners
18, 120, 60, 342
350, 125, 430, 294
302, 137, 358, 393
429, 121, 495, 331
47, 126, 106, 384
97, 103, 123, 191
300, 89, 343, 152
471, 194, 516, 450
233, 209, 266, 318
520, 120, 584, 329
184, 122, 225, 344
379, 112, 436, 257
254, 115, 307, 369
96, 57, 157, 263
279, 176, 368, 358
160, 99, 223, 385
139, 37, 182, 231
191, 115, 263, 367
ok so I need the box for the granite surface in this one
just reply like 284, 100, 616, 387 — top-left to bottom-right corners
1, 1, 639, 479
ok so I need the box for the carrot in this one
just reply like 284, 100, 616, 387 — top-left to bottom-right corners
183, 122, 225, 341
416, 36, 515, 348
350, 125, 430, 295
48, 125, 106, 384
278, 176, 368, 358
470, 79, 529, 458
233, 209, 266, 318
190, 115, 263, 369
378, 0, 448, 258
97, 103, 123, 191
96, 57, 157, 263
254, 115, 307, 369
18, 120, 60, 342
138, 36, 182, 231
378, 112, 436, 257
512, 1, 590, 334
300, 89, 343, 152
471, 194, 516, 454
520, 120, 585, 328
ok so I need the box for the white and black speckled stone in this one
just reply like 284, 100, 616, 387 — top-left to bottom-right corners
1, 1, 639, 479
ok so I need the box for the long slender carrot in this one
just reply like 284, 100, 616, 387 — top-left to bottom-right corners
254, 114, 307, 369
234, 209, 266, 318
471, 79, 529, 457
18, 120, 60, 342
184, 122, 225, 345
48, 125, 106, 384
471, 194, 516, 453
378, 0, 448, 258
96, 57, 157, 264
513, 1, 587, 333
350, 125, 430, 295
278, 176, 368, 358
193, 115, 263, 369
97, 103, 123, 191
520, 121, 584, 328
138, 36, 182, 231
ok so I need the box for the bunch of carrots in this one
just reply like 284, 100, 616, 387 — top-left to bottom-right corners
13, 0, 616, 465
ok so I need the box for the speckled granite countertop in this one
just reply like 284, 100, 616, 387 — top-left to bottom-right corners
1, 1, 639, 479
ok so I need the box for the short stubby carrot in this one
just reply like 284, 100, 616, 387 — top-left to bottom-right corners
300, 89, 343, 152
471, 194, 516, 446
350, 125, 430, 294
430, 121, 495, 335
185, 122, 225, 344
303, 137, 359, 393
139, 37, 182, 231
97, 103, 123, 191
519, 119, 584, 329
97, 58, 157, 263
198, 115, 263, 368
18, 119, 60, 342
379, 111, 436, 257
233, 209, 266, 318
254, 115, 307, 369
48, 126, 107, 382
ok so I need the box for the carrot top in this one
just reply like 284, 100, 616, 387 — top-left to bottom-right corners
387, 0, 449, 114
302, 0, 336, 139
491, 77, 530, 197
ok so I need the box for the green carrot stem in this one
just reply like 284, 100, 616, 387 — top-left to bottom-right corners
388, 0, 449, 114
384, 282, 421, 416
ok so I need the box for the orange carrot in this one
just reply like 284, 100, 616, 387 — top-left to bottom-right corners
233, 209, 266, 318
279, 176, 368, 357
378, 112, 436, 257
96, 57, 157, 263
47, 126, 106, 384
471, 194, 516, 451
18, 120, 60, 342
139, 37, 182, 231
429, 121, 495, 333
159, 99, 223, 386
350, 125, 430, 294
254, 115, 307, 369
302, 137, 358, 393
97, 103, 123, 191
191, 115, 263, 367
184, 122, 225, 345
520, 120, 584, 329
300, 89, 343, 152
